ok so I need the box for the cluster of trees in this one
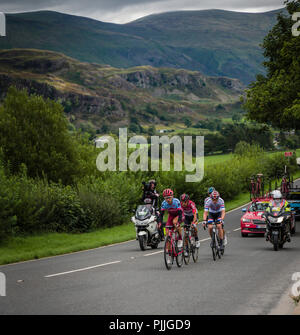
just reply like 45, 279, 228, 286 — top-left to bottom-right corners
194, 118, 223, 131
243, 0, 300, 130
277, 130, 300, 149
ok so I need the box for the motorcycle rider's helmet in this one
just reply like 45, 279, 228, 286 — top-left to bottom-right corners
208, 187, 215, 195
149, 179, 156, 186
180, 194, 189, 202
163, 188, 173, 198
210, 190, 220, 200
272, 190, 282, 199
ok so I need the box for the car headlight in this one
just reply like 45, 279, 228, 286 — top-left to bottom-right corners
242, 218, 252, 223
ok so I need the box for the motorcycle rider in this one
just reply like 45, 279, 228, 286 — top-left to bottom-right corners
142, 179, 159, 207
141, 179, 164, 240
265, 190, 291, 242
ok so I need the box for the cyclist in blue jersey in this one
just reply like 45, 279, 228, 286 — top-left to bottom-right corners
159, 188, 184, 248
203, 190, 226, 250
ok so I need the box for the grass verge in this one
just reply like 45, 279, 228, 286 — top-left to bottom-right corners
1, 172, 300, 266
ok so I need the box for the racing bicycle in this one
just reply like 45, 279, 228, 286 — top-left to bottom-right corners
183, 222, 199, 264
164, 225, 184, 270
204, 220, 225, 261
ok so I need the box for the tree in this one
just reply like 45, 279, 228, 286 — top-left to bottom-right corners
0, 86, 81, 184
183, 117, 192, 128
243, 0, 300, 130
232, 113, 242, 123
148, 125, 156, 136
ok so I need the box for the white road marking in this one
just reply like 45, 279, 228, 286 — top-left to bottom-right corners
200, 238, 211, 242
144, 251, 163, 257
233, 228, 241, 232
227, 203, 251, 213
44, 260, 121, 278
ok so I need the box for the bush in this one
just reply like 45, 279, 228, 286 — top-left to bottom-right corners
0, 86, 82, 184
0, 143, 297, 243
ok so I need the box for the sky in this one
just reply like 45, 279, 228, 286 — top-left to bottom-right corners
0, 0, 286, 23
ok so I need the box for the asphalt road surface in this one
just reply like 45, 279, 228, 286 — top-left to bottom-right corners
0, 185, 300, 315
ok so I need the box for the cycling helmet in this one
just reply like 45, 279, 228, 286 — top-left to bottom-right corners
208, 187, 215, 194
272, 190, 282, 199
180, 194, 189, 202
210, 190, 220, 200
163, 188, 174, 197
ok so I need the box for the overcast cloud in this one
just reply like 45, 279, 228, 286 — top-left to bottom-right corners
0, 0, 285, 23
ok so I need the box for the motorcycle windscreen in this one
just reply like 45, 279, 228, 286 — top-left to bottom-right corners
136, 205, 152, 220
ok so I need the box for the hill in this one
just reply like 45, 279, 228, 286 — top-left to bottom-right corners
0, 49, 244, 131
0, 9, 284, 84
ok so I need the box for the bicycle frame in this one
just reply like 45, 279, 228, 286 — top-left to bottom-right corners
184, 224, 196, 243
166, 227, 182, 257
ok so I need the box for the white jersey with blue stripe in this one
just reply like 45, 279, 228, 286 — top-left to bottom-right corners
204, 197, 225, 213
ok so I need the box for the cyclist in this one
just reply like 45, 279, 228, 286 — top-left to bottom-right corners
202, 190, 226, 250
159, 189, 184, 249
266, 190, 291, 241
204, 187, 215, 205
180, 194, 200, 254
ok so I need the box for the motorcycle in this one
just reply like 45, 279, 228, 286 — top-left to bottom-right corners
131, 199, 162, 251
262, 205, 293, 251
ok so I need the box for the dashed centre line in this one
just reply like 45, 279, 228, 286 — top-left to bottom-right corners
45, 260, 121, 278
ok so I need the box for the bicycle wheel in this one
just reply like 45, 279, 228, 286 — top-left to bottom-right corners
192, 243, 199, 262
216, 236, 221, 259
211, 236, 216, 261
183, 234, 191, 265
221, 247, 225, 256
164, 237, 174, 270
175, 239, 184, 268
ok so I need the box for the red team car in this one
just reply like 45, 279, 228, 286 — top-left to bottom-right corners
240, 197, 272, 237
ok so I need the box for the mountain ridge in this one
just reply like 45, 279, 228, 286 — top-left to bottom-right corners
0, 9, 286, 84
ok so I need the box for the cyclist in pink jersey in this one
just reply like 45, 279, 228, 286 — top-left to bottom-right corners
180, 194, 200, 249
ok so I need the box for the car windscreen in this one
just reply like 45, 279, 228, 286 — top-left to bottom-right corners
286, 193, 300, 200
249, 202, 269, 211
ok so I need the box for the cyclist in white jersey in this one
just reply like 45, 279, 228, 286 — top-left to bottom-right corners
203, 190, 226, 249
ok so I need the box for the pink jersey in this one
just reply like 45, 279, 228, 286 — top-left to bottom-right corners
180, 200, 197, 216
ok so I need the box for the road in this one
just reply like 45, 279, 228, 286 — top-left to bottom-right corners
0, 186, 300, 315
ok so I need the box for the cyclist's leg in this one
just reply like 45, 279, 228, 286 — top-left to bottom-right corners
216, 223, 224, 239
207, 212, 217, 238
216, 214, 225, 247
172, 216, 183, 249
165, 215, 174, 252
173, 216, 182, 239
